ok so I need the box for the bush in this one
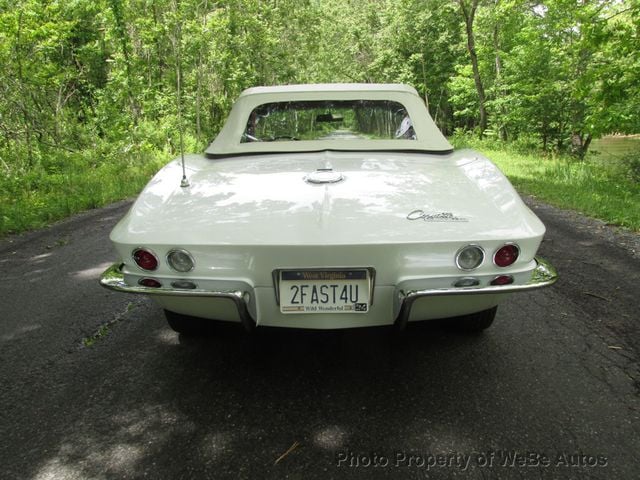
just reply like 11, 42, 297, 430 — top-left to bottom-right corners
508, 135, 543, 155
621, 152, 640, 183
0, 130, 171, 236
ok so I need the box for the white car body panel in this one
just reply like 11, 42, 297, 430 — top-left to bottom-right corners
111, 150, 543, 247
101, 84, 556, 331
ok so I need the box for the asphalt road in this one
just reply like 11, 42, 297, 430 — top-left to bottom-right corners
1, 198, 639, 480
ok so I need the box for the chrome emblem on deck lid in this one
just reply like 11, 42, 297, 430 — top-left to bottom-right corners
304, 168, 344, 184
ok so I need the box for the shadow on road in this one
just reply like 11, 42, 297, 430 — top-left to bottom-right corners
15, 315, 515, 480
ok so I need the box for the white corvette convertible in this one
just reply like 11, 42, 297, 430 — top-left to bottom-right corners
100, 83, 557, 334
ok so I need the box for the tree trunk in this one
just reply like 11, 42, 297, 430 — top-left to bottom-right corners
493, 6, 507, 141
420, 56, 429, 112
458, 0, 488, 137
109, 0, 139, 124
571, 132, 592, 159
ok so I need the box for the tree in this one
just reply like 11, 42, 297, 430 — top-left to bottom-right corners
458, 0, 488, 136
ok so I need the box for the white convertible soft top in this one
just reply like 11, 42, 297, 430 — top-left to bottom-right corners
205, 83, 453, 157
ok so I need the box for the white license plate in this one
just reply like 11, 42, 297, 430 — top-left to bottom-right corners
279, 269, 370, 314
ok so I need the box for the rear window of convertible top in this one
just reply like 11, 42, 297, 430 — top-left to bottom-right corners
241, 100, 417, 143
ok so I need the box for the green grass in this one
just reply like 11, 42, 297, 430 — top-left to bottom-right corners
82, 323, 111, 347
454, 139, 640, 231
2, 134, 638, 237
0, 119, 207, 238
0, 145, 169, 237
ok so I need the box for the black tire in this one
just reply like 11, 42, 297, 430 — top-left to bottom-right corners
164, 310, 208, 335
450, 306, 497, 333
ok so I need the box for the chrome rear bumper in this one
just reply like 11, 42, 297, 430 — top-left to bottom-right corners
394, 256, 558, 330
99, 263, 255, 331
100, 256, 557, 332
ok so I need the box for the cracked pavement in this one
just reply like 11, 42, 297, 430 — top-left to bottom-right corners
0, 197, 638, 479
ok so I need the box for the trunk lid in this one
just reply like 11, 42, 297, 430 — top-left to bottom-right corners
116, 150, 544, 246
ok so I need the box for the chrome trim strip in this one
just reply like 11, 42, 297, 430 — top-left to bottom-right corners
394, 256, 558, 331
100, 263, 255, 332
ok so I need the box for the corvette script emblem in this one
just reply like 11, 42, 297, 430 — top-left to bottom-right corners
407, 210, 468, 222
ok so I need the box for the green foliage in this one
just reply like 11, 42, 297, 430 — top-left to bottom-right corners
0, 135, 169, 234
470, 142, 640, 231
0, 0, 638, 236
449, 0, 640, 155
618, 152, 640, 184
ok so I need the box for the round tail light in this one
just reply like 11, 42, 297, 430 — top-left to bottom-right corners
494, 244, 519, 267
167, 249, 195, 272
133, 248, 158, 271
455, 245, 485, 271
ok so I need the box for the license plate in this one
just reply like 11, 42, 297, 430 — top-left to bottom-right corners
279, 269, 371, 314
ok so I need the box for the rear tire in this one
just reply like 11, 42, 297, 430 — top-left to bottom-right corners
450, 306, 497, 333
164, 310, 208, 335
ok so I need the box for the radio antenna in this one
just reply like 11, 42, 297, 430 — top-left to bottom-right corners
174, 2, 189, 188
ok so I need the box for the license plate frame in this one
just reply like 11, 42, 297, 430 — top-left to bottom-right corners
275, 268, 374, 314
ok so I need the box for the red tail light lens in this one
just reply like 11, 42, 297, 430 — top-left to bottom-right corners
491, 275, 514, 286
133, 248, 158, 271
493, 244, 519, 267
139, 278, 162, 288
